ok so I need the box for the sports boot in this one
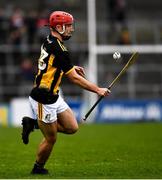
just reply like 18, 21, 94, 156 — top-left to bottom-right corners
31, 163, 49, 175
21, 116, 35, 144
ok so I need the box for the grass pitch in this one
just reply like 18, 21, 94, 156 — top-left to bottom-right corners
0, 122, 162, 179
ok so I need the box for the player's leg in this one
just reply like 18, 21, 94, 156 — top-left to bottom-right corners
31, 120, 57, 174
21, 95, 78, 145
30, 97, 60, 174
56, 96, 78, 134
57, 107, 79, 134
36, 120, 57, 164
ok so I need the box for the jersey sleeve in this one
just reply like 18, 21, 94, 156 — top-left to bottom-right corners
50, 41, 74, 74
56, 50, 74, 74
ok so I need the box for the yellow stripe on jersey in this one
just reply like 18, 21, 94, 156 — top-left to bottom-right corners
53, 67, 74, 93
57, 39, 67, 51
65, 67, 75, 75
53, 71, 64, 94
40, 54, 56, 89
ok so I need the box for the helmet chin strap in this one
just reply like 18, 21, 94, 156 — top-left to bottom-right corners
58, 25, 65, 34
54, 25, 71, 41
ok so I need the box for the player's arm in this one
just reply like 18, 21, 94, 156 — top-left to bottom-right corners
74, 66, 85, 77
54, 48, 110, 96
66, 68, 110, 97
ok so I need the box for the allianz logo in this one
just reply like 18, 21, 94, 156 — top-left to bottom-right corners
145, 103, 161, 120
100, 103, 162, 120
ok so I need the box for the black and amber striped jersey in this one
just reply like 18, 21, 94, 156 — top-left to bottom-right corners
30, 34, 74, 104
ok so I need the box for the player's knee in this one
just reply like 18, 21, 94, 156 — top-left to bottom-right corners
67, 124, 79, 134
46, 136, 57, 145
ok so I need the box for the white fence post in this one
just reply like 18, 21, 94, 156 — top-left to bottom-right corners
87, 0, 98, 122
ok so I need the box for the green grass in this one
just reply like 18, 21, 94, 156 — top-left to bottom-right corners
0, 122, 162, 179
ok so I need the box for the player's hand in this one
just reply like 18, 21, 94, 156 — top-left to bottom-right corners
74, 66, 85, 78
97, 88, 111, 97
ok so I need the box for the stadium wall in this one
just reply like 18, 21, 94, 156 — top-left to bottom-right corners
0, 98, 162, 127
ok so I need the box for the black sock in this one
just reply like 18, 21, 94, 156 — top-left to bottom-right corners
34, 161, 45, 169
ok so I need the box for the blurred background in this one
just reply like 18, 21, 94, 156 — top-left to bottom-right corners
0, 0, 162, 126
